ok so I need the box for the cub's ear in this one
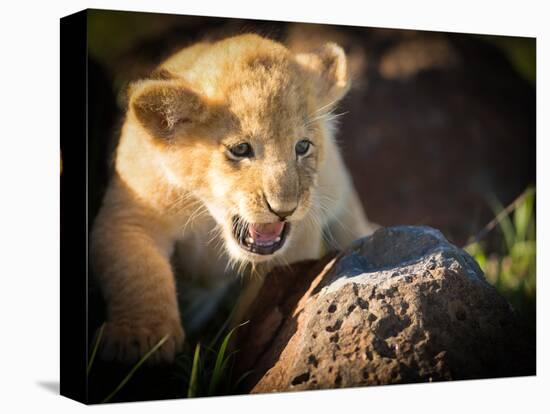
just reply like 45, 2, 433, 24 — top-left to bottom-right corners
129, 80, 209, 139
295, 43, 350, 109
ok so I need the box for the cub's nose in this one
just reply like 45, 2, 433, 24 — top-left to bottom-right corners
264, 197, 297, 221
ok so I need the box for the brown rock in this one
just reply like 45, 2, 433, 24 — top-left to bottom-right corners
236, 226, 535, 393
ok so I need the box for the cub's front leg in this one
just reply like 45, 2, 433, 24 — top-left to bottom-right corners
91, 183, 184, 364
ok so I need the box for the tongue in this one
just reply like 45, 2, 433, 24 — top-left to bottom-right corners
248, 222, 284, 243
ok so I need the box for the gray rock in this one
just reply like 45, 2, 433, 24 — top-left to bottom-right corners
236, 226, 535, 393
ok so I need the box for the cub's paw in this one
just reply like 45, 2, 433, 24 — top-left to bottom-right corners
98, 318, 185, 365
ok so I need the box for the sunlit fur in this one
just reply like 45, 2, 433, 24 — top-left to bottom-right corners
90, 34, 377, 364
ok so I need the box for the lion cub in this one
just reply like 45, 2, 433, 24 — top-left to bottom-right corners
91, 34, 375, 364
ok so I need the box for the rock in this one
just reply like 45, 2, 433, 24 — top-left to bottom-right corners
235, 226, 535, 393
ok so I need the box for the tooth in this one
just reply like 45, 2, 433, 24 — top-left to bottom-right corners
246, 237, 254, 244
275, 237, 281, 242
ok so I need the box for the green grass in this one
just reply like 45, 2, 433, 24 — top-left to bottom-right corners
465, 186, 536, 333
86, 319, 250, 401
175, 320, 251, 398
186, 343, 201, 398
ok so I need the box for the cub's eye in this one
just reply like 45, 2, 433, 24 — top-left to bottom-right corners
227, 142, 254, 159
295, 139, 312, 157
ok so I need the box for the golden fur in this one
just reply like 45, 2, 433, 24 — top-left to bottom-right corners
91, 34, 376, 364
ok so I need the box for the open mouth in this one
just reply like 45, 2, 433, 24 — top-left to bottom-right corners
232, 216, 290, 255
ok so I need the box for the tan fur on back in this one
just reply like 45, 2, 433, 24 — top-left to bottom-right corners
91, 34, 376, 364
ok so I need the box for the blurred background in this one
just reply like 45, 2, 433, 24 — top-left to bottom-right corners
86, 9, 535, 402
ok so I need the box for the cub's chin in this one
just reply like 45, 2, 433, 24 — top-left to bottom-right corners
223, 215, 292, 263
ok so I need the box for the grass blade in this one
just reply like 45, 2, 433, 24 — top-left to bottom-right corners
488, 195, 515, 252
102, 334, 169, 403
514, 187, 534, 242
87, 323, 105, 376
208, 320, 249, 396
187, 343, 201, 398
208, 304, 239, 350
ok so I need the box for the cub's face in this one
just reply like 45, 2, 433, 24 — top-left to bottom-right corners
130, 40, 349, 264
203, 91, 323, 263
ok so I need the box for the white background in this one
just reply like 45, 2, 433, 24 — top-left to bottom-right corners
0, 0, 547, 412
